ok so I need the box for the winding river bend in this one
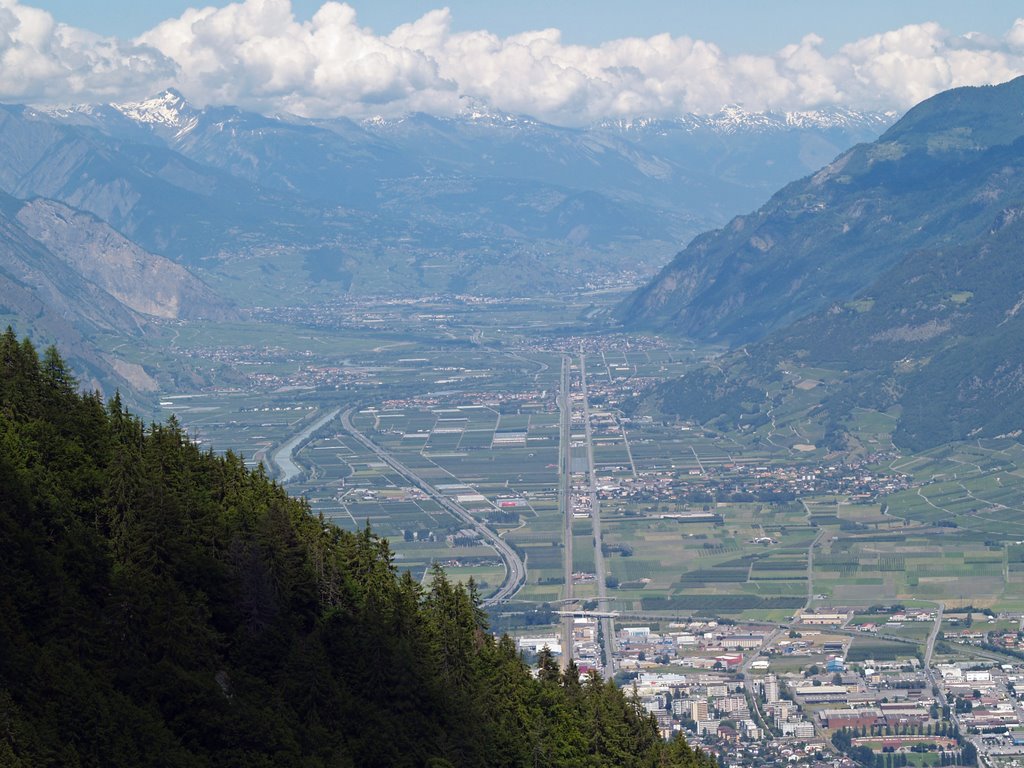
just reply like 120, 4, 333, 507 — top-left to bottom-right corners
271, 407, 341, 483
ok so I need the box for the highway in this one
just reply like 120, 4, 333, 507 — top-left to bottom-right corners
802, 526, 826, 612
924, 602, 944, 668
579, 352, 616, 678
558, 355, 575, 666
339, 407, 526, 607
923, 602, 947, 712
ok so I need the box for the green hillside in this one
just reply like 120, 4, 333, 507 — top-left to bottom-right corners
619, 76, 1024, 343
652, 199, 1024, 451
756, 206, 1024, 450
624, 75, 1024, 450
0, 329, 710, 768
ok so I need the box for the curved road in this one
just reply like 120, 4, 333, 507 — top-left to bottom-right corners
339, 407, 526, 607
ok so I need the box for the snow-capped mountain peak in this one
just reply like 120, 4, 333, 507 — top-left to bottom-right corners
598, 105, 898, 135
112, 89, 199, 138
453, 96, 540, 127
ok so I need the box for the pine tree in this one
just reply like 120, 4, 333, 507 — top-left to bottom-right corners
0, 333, 719, 768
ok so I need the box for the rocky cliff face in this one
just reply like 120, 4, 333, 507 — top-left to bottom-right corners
15, 199, 232, 321
0, 195, 145, 394
0, 189, 236, 403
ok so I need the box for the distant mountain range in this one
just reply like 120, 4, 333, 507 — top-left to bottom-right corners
620, 76, 1024, 450
49, 90, 893, 222
25, 90, 896, 269
6, 76, 1023, 450
0, 89, 893, 396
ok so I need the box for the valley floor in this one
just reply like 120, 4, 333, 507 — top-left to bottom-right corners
128, 290, 1024, 761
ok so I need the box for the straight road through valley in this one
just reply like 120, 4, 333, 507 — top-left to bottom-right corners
558, 355, 574, 666
580, 352, 616, 678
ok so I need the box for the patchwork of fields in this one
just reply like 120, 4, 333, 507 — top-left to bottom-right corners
157, 299, 1024, 658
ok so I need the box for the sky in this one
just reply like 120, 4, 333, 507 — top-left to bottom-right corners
6, 0, 1024, 124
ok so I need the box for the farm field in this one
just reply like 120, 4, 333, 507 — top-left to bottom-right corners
156, 295, 1024, 642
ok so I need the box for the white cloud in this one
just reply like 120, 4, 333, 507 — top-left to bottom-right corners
1009, 19, 1024, 49
0, 0, 174, 102
137, 0, 459, 116
4, 0, 1024, 123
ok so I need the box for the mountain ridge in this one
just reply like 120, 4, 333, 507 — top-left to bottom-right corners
1, 88, 894, 403
0, 87, 895, 317
625, 75, 1024, 450
38, 89, 898, 227
618, 75, 1024, 342
68, 88, 896, 137
595, 105, 897, 135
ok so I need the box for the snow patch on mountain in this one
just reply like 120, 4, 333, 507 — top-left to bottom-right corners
599, 106, 898, 135
33, 103, 100, 120
112, 89, 198, 138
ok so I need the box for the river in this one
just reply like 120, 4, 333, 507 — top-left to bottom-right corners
270, 407, 341, 483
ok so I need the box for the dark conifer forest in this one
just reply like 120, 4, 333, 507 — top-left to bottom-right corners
0, 329, 714, 767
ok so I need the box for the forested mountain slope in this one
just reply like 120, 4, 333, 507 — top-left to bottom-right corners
624, 76, 1024, 450
619, 76, 1024, 342
652, 208, 1024, 451
0, 331, 711, 767
755, 205, 1024, 450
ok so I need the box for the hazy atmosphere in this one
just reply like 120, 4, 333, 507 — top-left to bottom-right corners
5, 2, 1024, 767
4, 0, 1024, 120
